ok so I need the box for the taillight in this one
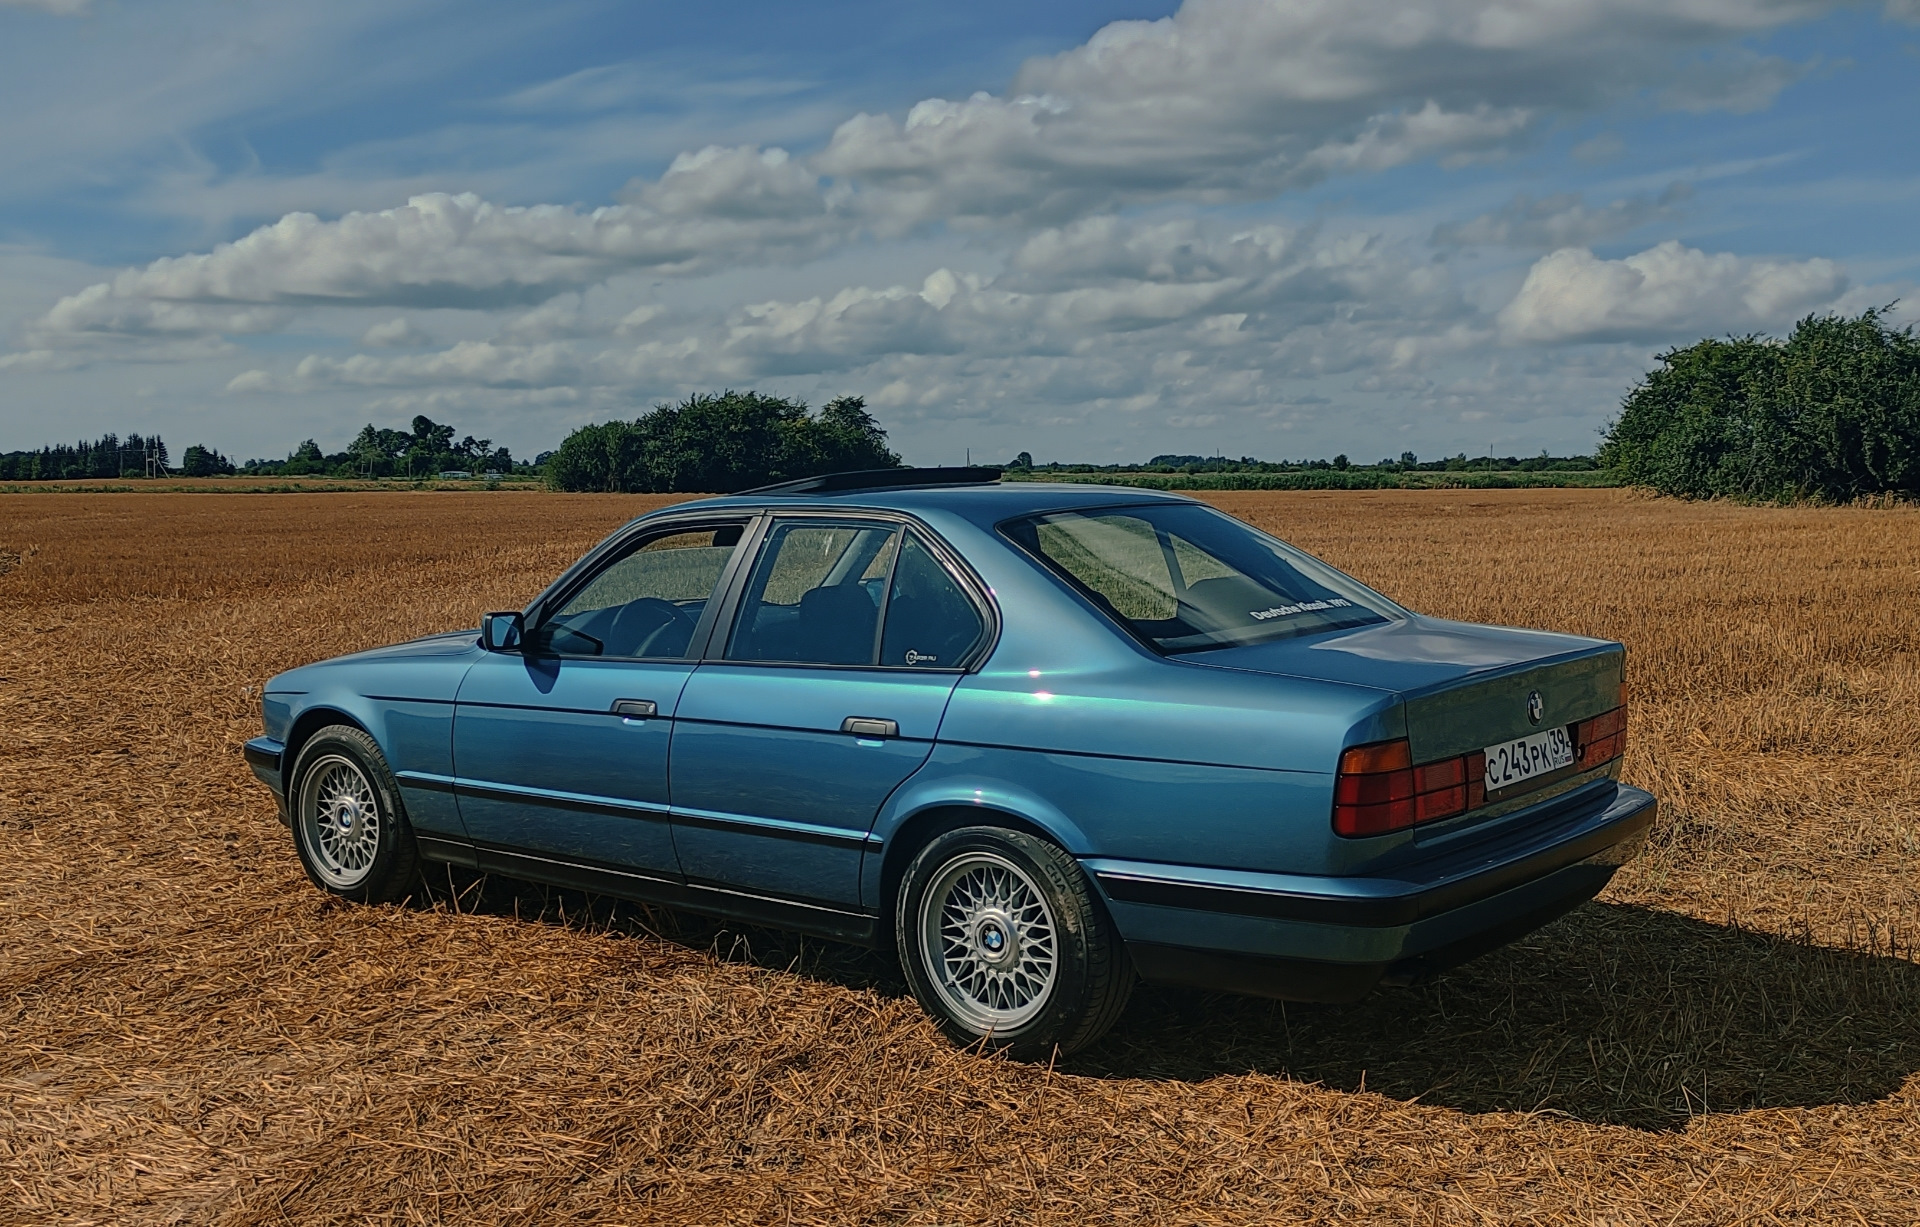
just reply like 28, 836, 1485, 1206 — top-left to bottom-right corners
1575, 705, 1627, 769
1333, 739, 1486, 838
1332, 740, 1413, 836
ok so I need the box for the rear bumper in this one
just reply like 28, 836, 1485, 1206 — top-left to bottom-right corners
1088, 780, 1656, 1002
243, 737, 290, 824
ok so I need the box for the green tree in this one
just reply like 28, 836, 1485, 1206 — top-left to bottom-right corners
544, 420, 649, 492
283, 439, 326, 475
179, 444, 235, 476
547, 390, 902, 492
1601, 308, 1920, 502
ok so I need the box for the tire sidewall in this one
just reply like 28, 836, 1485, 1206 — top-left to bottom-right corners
289, 727, 412, 903
895, 825, 1101, 1057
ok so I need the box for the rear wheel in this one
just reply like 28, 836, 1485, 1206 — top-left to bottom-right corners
289, 725, 420, 903
896, 825, 1133, 1058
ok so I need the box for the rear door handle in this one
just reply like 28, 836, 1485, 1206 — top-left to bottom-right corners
612, 698, 659, 719
841, 716, 898, 738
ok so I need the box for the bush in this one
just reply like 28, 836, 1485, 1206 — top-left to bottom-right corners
547, 391, 901, 493
1601, 308, 1920, 502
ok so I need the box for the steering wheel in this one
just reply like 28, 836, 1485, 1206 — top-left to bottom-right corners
606, 597, 696, 658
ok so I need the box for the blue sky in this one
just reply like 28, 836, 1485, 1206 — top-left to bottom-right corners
1, 0, 1915, 466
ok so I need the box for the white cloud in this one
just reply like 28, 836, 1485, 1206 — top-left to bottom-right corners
1433, 183, 1691, 248
225, 369, 275, 394
291, 340, 595, 391
269, 218, 1470, 401
816, 0, 1832, 225
361, 317, 432, 347
631, 145, 827, 221
1660, 50, 1813, 114
1497, 240, 1848, 343
22, 182, 844, 351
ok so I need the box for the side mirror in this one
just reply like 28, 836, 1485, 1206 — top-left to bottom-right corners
480, 611, 524, 652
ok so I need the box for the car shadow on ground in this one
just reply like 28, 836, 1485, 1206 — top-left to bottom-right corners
1075, 903, 1920, 1130
413, 869, 1920, 1132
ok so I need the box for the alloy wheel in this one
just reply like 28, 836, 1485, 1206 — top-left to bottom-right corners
917, 850, 1060, 1034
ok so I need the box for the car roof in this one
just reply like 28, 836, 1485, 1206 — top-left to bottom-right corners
649, 480, 1194, 531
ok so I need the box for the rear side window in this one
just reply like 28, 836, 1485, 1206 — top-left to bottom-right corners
879, 533, 986, 668
1001, 503, 1393, 653
728, 522, 897, 666
727, 520, 986, 669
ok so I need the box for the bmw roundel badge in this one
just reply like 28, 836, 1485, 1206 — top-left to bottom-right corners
1526, 690, 1544, 725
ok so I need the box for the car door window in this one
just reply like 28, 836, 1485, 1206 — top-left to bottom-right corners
878, 532, 985, 669
727, 522, 898, 665
535, 524, 744, 657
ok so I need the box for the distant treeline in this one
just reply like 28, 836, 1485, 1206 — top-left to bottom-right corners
0, 433, 175, 481
1010, 468, 1617, 492
238, 415, 525, 478
1000, 449, 1608, 489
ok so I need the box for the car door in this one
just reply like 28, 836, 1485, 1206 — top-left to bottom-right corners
451, 518, 753, 879
669, 517, 992, 908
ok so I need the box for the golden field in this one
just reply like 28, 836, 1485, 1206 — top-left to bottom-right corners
1, 487, 1917, 1224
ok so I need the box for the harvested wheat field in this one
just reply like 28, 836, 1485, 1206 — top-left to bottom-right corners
3, 487, 1919, 1225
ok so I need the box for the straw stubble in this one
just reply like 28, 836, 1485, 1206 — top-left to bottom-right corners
1, 488, 1916, 1224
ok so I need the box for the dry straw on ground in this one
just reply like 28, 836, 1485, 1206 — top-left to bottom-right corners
2, 488, 1918, 1224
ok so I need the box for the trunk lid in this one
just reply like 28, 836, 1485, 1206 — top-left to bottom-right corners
1191, 614, 1624, 761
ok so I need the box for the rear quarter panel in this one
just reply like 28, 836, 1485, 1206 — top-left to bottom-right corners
878, 508, 1410, 882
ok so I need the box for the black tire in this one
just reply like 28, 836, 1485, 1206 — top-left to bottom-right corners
895, 825, 1134, 1058
287, 724, 420, 904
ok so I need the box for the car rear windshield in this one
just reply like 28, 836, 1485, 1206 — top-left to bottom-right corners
1001, 503, 1395, 653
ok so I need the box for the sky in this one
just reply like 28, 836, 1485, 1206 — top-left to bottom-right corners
0, 0, 1916, 467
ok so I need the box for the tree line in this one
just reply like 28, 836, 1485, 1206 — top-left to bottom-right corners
0, 416, 527, 481
241, 416, 521, 478
0, 433, 172, 481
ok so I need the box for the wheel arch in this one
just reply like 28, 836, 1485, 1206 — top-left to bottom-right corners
283, 704, 376, 784
867, 792, 1092, 937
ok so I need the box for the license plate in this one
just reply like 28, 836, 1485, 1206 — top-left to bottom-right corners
1483, 726, 1574, 794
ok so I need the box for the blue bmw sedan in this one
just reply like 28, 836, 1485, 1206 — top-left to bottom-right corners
245, 469, 1655, 1055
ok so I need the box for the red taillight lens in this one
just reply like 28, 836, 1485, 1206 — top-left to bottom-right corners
1334, 740, 1483, 837
1332, 739, 1414, 836
1575, 705, 1628, 770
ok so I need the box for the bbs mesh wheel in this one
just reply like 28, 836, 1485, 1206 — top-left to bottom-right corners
896, 825, 1133, 1058
289, 724, 420, 904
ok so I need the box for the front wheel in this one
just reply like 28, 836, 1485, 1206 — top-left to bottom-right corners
289, 725, 420, 904
895, 826, 1134, 1058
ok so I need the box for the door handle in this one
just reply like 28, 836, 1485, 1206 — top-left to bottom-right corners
612, 698, 659, 719
841, 716, 898, 738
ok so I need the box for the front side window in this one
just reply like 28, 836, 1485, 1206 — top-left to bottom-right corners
1001, 503, 1394, 653
535, 524, 744, 657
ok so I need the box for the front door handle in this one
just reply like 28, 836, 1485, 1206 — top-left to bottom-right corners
841, 716, 898, 738
612, 698, 658, 719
